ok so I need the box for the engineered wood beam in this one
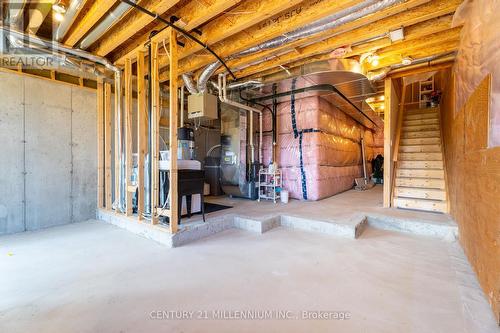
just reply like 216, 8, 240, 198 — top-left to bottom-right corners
226, 14, 455, 76
124, 58, 133, 216
91, 0, 182, 56
136, 50, 147, 220
169, 28, 179, 234
63, 0, 118, 46
367, 40, 459, 72
159, 0, 364, 80
363, 28, 460, 71
112, 0, 243, 65
229, 0, 461, 80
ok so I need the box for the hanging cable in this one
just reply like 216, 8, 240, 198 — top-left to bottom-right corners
119, 0, 236, 79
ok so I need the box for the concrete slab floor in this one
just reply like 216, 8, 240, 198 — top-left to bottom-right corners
1, 220, 498, 333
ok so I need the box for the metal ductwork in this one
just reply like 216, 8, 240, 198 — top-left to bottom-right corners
196, 0, 403, 91
242, 59, 381, 129
55, 0, 86, 41
5, 0, 27, 28
366, 67, 390, 81
1, 26, 118, 77
79, 0, 136, 49
182, 73, 198, 94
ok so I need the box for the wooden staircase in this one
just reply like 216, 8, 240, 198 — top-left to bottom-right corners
393, 107, 448, 213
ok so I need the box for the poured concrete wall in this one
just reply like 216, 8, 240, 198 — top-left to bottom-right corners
0, 71, 96, 235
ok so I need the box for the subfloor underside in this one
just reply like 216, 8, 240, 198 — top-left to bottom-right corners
1, 218, 499, 332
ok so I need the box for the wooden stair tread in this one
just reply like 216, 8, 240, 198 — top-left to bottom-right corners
394, 187, 446, 200
403, 118, 439, 126
398, 160, 443, 169
402, 124, 440, 132
405, 107, 439, 115
396, 168, 444, 178
404, 113, 439, 121
401, 130, 440, 138
394, 197, 447, 213
395, 177, 445, 189
399, 152, 443, 161
400, 137, 441, 145
399, 145, 441, 153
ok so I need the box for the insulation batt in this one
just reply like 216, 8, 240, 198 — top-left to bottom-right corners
261, 95, 382, 200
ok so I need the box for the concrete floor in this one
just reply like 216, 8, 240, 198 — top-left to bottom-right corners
1, 220, 498, 332
186, 185, 455, 227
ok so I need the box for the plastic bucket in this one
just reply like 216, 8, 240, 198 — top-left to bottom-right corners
281, 190, 289, 204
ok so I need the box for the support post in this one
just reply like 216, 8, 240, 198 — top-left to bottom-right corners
104, 82, 112, 208
169, 28, 179, 234
150, 41, 160, 224
97, 79, 105, 209
124, 58, 133, 216
137, 51, 147, 220
114, 75, 121, 209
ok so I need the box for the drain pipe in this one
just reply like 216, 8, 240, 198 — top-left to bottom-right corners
218, 74, 262, 164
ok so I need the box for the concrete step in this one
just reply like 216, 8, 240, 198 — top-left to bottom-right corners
398, 160, 443, 169
399, 152, 443, 161
396, 168, 444, 178
399, 145, 441, 153
404, 113, 439, 121
402, 124, 440, 132
394, 187, 447, 200
395, 177, 445, 189
400, 137, 441, 145
401, 130, 440, 139
394, 197, 447, 213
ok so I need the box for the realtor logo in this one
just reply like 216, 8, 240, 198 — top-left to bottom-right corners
0, 0, 57, 69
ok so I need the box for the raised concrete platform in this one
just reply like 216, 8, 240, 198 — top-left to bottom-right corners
97, 187, 457, 247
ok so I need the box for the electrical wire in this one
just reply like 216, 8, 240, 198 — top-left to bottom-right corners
119, 0, 236, 79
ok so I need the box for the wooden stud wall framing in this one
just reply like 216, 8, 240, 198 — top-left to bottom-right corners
169, 28, 179, 234
104, 82, 113, 209
150, 40, 161, 224
137, 51, 147, 220
114, 77, 121, 209
124, 58, 133, 216
97, 80, 105, 209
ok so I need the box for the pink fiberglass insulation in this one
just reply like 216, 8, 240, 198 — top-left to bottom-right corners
261, 95, 383, 200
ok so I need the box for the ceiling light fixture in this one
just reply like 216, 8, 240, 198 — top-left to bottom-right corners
389, 27, 404, 42
53, 11, 65, 22
401, 56, 413, 66
53, 0, 69, 14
